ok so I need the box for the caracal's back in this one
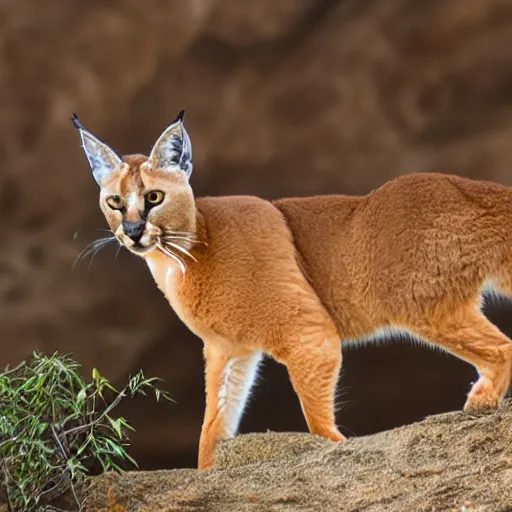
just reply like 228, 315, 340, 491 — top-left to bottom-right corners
275, 172, 512, 338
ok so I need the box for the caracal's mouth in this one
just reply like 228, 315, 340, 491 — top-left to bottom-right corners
115, 227, 159, 257
115, 227, 206, 274
127, 243, 157, 256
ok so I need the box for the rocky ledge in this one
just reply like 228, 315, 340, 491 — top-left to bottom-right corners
78, 400, 512, 511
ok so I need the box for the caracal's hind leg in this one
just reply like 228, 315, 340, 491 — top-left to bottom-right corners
409, 308, 512, 412
199, 345, 263, 470
280, 333, 345, 441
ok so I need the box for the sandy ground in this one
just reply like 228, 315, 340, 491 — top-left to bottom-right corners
79, 400, 512, 512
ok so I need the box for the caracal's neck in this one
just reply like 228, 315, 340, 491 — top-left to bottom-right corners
144, 206, 208, 297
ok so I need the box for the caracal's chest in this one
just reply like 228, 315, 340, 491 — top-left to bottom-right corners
144, 253, 216, 341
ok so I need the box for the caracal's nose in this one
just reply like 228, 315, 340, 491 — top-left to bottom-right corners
123, 220, 145, 244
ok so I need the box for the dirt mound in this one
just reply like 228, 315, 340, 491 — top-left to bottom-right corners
80, 400, 512, 511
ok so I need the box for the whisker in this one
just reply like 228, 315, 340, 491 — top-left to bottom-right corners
73, 237, 116, 270
161, 233, 195, 241
113, 243, 122, 262
163, 241, 198, 262
87, 246, 105, 275
163, 229, 196, 237
73, 228, 113, 240
79, 239, 114, 258
78, 239, 114, 258
73, 245, 100, 270
91, 237, 115, 248
161, 235, 208, 247
156, 242, 186, 275
73, 243, 99, 269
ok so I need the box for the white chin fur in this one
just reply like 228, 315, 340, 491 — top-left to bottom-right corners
139, 232, 153, 247
127, 244, 156, 256
115, 226, 159, 256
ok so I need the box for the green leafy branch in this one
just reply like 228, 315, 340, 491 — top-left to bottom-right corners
0, 352, 173, 511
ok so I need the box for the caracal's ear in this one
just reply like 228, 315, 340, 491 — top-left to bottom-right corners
148, 110, 193, 179
71, 114, 123, 186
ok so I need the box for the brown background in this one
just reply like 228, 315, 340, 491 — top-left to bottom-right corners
1, 0, 512, 469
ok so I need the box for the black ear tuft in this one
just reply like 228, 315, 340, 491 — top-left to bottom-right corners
174, 110, 186, 123
71, 113, 83, 130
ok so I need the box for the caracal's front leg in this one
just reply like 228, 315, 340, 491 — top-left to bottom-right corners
280, 333, 345, 442
198, 344, 263, 470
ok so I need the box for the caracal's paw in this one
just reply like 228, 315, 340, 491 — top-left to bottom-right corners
325, 428, 347, 442
464, 394, 500, 413
464, 378, 501, 413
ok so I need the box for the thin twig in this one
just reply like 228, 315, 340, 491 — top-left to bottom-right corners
38, 473, 66, 501
62, 391, 126, 437
3, 459, 13, 512
50, 425, 68, 461
0, 361, 26, 378
50, 425, 82, 510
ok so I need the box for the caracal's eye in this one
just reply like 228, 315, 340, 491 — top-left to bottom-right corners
106, 195, 125, 210
145, 190, 165, 207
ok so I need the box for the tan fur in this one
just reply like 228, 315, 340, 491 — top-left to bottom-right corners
93, 152, 512, 470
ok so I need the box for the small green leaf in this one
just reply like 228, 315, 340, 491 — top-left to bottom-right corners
118, 417, 135, 432
77, 388, 87, 403
107, 416, 123, 439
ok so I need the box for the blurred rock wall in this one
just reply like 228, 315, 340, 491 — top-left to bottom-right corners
1, 0, 512, 468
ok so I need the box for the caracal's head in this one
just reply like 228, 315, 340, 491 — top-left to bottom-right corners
73, 111, 198, 268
